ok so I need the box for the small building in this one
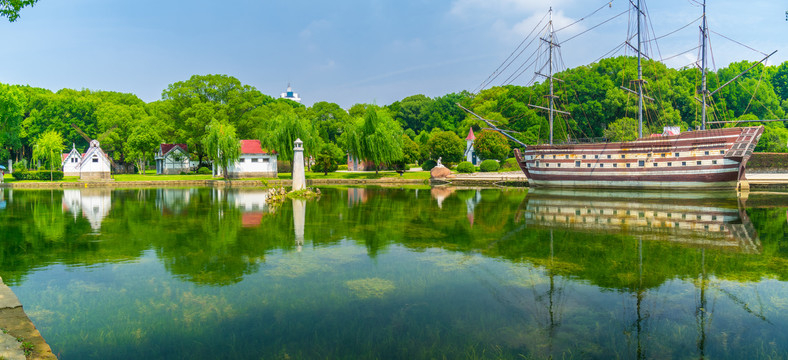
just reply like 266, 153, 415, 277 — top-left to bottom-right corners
224, 140, 278, 178
79, 140, 112, 180
155, 143, 190, 175
61, 144, 83, 176
280, 83, 301, 103
464, 128, 480, 165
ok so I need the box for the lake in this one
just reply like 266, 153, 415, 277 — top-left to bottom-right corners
0, 186, 786, 359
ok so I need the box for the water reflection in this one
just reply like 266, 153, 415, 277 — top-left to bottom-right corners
156, 188, 195, 215
0, 189, 5, 210
62, 189, 112, 233
293, 199, 305, 251
521, 189, 760, 253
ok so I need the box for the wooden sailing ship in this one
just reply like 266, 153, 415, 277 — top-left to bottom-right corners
465, 1, 771, 190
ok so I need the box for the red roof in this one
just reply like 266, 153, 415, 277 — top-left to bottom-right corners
160, 143, 188, 155
240, 140, 275, 155
466, 128, 476, 141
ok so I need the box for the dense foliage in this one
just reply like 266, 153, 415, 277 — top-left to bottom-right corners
1, 56, 787, 173
456, 161, 475, 173
479, 159, 500, 172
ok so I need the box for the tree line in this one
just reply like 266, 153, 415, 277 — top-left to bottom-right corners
1, 56, 788, 174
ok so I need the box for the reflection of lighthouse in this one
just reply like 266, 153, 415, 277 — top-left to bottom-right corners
466, 190, 481, 227
62, 189, 112, 233
292, 199, 305, 252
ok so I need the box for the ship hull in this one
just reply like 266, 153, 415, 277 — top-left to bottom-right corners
514, 126, 764, 189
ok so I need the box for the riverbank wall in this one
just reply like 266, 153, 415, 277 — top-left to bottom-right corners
0, 278, 56, 360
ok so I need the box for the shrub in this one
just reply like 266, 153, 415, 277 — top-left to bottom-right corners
479, 159, 500, 172
422, 159, 437, 171
12, 170, 64, 181
502, 158, 519, 170
456, 161, 475, 173
197, 167, 212, 175
337, 164, 348, 171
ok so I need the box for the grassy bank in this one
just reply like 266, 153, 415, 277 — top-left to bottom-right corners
1, 171, 430, 184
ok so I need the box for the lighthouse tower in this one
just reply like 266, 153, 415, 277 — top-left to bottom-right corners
464, 128, 479, 165
280, 83, 301, 103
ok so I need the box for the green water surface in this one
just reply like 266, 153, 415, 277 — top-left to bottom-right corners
0, 187, 786, 359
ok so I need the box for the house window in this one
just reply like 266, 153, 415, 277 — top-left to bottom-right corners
240, 158, 245, 163
92, 157, 98, 163
575, 161, 581, 167
638, 160, 645, 167
251, 158, 259, 163
263, 158, 269, 163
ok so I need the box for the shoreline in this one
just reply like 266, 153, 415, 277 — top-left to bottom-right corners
0, 171, 786, 189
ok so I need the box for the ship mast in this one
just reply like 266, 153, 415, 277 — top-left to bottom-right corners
548, 8, 556, 145
700, 0, 708, 130
636, 0, 644, 139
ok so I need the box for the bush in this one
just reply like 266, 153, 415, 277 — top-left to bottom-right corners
422, 159, 437, 171
479, 159, 500, 172
197, 167, 212, 175
12, 170, 64, 181
502, 158, 519, 170
337, 164, 348, 171
456, 161, 475, 173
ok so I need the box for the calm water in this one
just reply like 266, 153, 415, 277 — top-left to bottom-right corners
0, 186, 786, 359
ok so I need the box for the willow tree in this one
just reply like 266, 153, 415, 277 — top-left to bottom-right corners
32, 130, 65, 180
259, 111, 320, 167
343, 108, 404, 174
203, 120, 240, 178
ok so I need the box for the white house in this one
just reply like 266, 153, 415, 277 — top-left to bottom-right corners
62, 188, 112, 233
61, 144, 83, 176
155, 143, 190, 175
222, 140, 278, 178
79, 140, 112, 180
464, 128, 480, 165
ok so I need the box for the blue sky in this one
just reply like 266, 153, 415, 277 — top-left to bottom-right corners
0, 0, 784, 109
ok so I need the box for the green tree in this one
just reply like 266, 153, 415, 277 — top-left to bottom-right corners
603, 117, 641, 142
125, 117, 162, 174
0, 0, 37, 22
312, 145, 338, 175
474, 130, 511, 161
32, 130, 65, 180
401, 134, 420, 164
0, 84, 27, 161
343, 108, 404, 174
203, 120, 241, 178
426, 130, 465, 164
259, 111, 320, 163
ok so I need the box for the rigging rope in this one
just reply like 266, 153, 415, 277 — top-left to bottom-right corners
710, 30, 768, 56
554, 1, 616, 33
563, 9, 628, 44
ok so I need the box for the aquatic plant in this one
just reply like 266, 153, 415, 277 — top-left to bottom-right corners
345, 278, 395, 299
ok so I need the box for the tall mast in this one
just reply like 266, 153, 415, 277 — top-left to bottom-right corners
636, 0, 644, 139
548, 7, 555, 145
700, 0, 708, 130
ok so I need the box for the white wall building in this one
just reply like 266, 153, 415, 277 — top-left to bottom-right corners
222, 140, 278, 178
79, 140, 112, 180
155, 144, 190, 175
61, 144, 83, 176
280, 84, 301, 103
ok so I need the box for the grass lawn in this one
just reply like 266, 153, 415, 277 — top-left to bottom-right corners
277, 171, 430, 180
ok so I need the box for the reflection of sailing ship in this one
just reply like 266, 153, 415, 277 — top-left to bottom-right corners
62, 188, 112, 233
521, 189, 760, 253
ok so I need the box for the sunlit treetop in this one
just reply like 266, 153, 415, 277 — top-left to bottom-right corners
1, 0, 38, 22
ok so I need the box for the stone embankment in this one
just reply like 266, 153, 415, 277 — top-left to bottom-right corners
0, 278, 56, 360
